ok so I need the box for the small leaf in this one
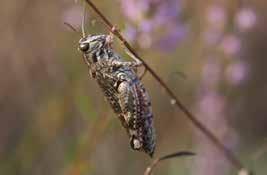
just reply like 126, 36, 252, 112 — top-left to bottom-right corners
159, 151, 195, 161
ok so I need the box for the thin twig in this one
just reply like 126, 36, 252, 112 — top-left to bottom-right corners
63, 22, 78, 32
144, 151, 195, 175
83, 0, 249, 173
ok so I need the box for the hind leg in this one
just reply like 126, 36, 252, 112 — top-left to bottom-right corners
117, 81, 135, 125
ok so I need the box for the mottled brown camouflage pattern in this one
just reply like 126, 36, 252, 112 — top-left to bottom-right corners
79, 34, 155, 156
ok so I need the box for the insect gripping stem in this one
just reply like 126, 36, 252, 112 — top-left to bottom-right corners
83, 0, 252, 174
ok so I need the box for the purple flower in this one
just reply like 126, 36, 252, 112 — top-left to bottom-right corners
120, 0, 187, 51
220, 35, 241, 56
235, 8, 257, 32
121, 0, 149, 22
225, 61, 248, 85
123, 24, 138, 42
202, 59, 221, 89
156, 25, 187, 52
206, 5, 226, 29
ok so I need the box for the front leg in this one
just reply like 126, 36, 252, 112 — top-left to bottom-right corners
110, 59, 142, 68
109, 59, 146, 80
120, 41, 148, 79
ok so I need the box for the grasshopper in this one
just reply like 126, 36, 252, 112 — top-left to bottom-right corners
77, 7, 156, 157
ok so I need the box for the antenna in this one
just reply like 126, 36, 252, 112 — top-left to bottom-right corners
81, 1, 86, 37
63, 22, 78, 32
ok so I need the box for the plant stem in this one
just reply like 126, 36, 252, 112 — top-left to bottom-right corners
83, 0, 248, 172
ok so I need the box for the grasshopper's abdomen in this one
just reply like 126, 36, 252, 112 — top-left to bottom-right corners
130, 80, 155, 156
95, 67, 156, 156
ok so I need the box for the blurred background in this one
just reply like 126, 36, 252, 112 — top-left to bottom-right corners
0, 0, 266, 174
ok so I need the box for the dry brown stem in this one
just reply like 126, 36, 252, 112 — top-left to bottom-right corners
82, 0, 251, 173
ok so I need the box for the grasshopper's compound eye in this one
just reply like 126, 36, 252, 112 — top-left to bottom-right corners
79, 43, 90, 52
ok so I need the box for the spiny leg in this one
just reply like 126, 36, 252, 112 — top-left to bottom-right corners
123, 45, 142, 65
109, 26, 147, 79
110, 59, 142, 68
110, 26, 143, 67
112, 59, 146, 80
110, 58, 146, 80
120, 39, 148, 79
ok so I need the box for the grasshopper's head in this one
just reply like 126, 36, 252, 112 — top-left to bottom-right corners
78, 34, 113, 54
78, 5, 114, 62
